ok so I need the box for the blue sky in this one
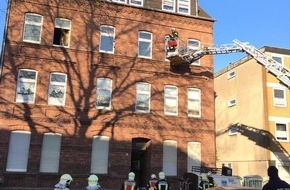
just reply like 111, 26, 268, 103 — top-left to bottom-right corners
0, 0, 289, 72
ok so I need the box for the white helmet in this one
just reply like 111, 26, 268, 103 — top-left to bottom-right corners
59, 174, 73, 185
151, 174, 156, 179
88, 174, 98, 187
128, 172, 135, 181
158, 172, 165, 180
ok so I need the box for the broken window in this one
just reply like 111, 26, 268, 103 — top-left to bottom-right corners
53, 18, 71, 47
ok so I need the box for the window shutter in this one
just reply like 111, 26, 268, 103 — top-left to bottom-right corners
163, 140, 177, 176
187, 142, 201, 172
91, 136, 110, 174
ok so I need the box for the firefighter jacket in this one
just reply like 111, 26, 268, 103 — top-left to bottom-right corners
154, 179, 170, 190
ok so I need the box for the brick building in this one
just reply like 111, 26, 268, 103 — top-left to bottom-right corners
0, 0, 215, 189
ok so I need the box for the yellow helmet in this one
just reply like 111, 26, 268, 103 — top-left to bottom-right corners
59, 174, 73, 185
128, 172, 135, 181
151, 174, 156, 179
158, 172, 165, 179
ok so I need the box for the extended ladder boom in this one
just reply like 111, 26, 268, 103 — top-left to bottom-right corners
167, 39, 290, 88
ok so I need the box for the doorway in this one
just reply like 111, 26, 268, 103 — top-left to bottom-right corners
131, 138, 151, 188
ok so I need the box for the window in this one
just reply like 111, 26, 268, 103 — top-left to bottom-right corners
96, 78, 112, 109
187, 142, 201, 172
188, 88, 201, 117
272, 55, 283, 65
53, 18, 71, 47
15, 69, 38, 103
178, 0, 190, 14
23, 13, 43, 43
275, 123, 288, 142
6, 131, 31, 172
91, 136, 110, 174
162, 0, 175, 12
40, 133, 61, 173
129, 0, 143, 6
228, 71, 236, 79
112, 0, 126, 3
164, 85, 178, 115
228, 99, 236, 107
99, 25, 115, 53
229, 127, 238, 135
138, 31, 152, 59
273, 88, 286, 107
163, 140, 177, 176
187, 39, 200, 65
136, 82, 151, 113
48, 73, 67, 106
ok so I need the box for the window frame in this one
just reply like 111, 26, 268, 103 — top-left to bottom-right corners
15, 69, 38, 104
177, 0, 190, 15
135, 82, 151, 113
96, 78, 112, 110
275, 122, 289, 142
187, 39, 200, 65
39, 133, 61, 173
23, 13, 43, 44
272, 54, 284, 66
273, 88, 286, 107
112, 0, 126, 4
6, 131, 31, 172
138, 31, 152, 59
129, 0, 143, 6
47, 72, 67, 106
164, 85, 178, 116
163, 140, 177, 176
228, 98, 236, 107
99, 25, 115, 54
162, 0, 176, 12
187, 88, 201, 118
53, 18, 71, 47
228, 71, 236, 79
91, 135, 110, 174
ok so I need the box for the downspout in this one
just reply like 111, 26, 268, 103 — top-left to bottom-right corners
0, 0, 11, 81
195, 0, 198, 16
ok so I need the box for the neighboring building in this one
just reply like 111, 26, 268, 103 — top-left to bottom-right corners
0, 0, 215, 189
214, 46, 290, 183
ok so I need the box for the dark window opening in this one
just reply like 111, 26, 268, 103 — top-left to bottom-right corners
53, 28, 69, 46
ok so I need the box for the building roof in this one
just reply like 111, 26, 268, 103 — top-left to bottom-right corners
214, 46, 290, 78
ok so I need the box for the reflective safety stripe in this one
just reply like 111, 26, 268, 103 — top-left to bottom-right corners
157, 181, 168, 190
124, 181, 136, 190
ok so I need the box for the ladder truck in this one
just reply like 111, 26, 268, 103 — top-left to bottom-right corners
165, 36, 290, 88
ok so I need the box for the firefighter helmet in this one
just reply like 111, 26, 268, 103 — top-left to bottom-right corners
88, 174, 98, 187
151, 174, 156, 179
158, 172, 165, 180
59, 174, 73, 185
128, 172, 135, 181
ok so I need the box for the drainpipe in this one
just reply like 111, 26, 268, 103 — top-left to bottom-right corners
0, 0, 10, 81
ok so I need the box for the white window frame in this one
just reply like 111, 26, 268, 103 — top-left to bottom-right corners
48, 73, 67, 106
163, 140, 177, 176
275, 122, 289, 142
138, 31, 152, 59
15, 69, 38, 104
129, 0, 143, 6
178, 0, 190, 14
23, 13, 43, 43
91, 136, 110, 174
6, 131, 31, 172
53, 18, 71, 47
162, 0, 175, 12
187, 142, 201, 173
228, 71, 236, 79
272, 54, 284, 66
39, 133, 61, 173
228, 98, 236, 107
135, 82, 151, 113
188, 88, 201, 118
187, 39, 200, 65
273, 88, 286, 107
99, 25, 115, 54
96, 78, 112, 110
229, 126, 238, 135
112, 0, 126, 4
164, 85, 178, 116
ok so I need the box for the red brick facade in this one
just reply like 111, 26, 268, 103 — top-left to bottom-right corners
0, 0, 215, 189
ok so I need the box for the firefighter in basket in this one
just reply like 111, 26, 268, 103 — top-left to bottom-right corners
121, 172, 137, 190
54, 174, 73, 190
86, 174, 101, 190
167, 28, 179, 52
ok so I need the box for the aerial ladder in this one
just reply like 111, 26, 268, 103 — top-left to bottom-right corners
166, 36, 290, 88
